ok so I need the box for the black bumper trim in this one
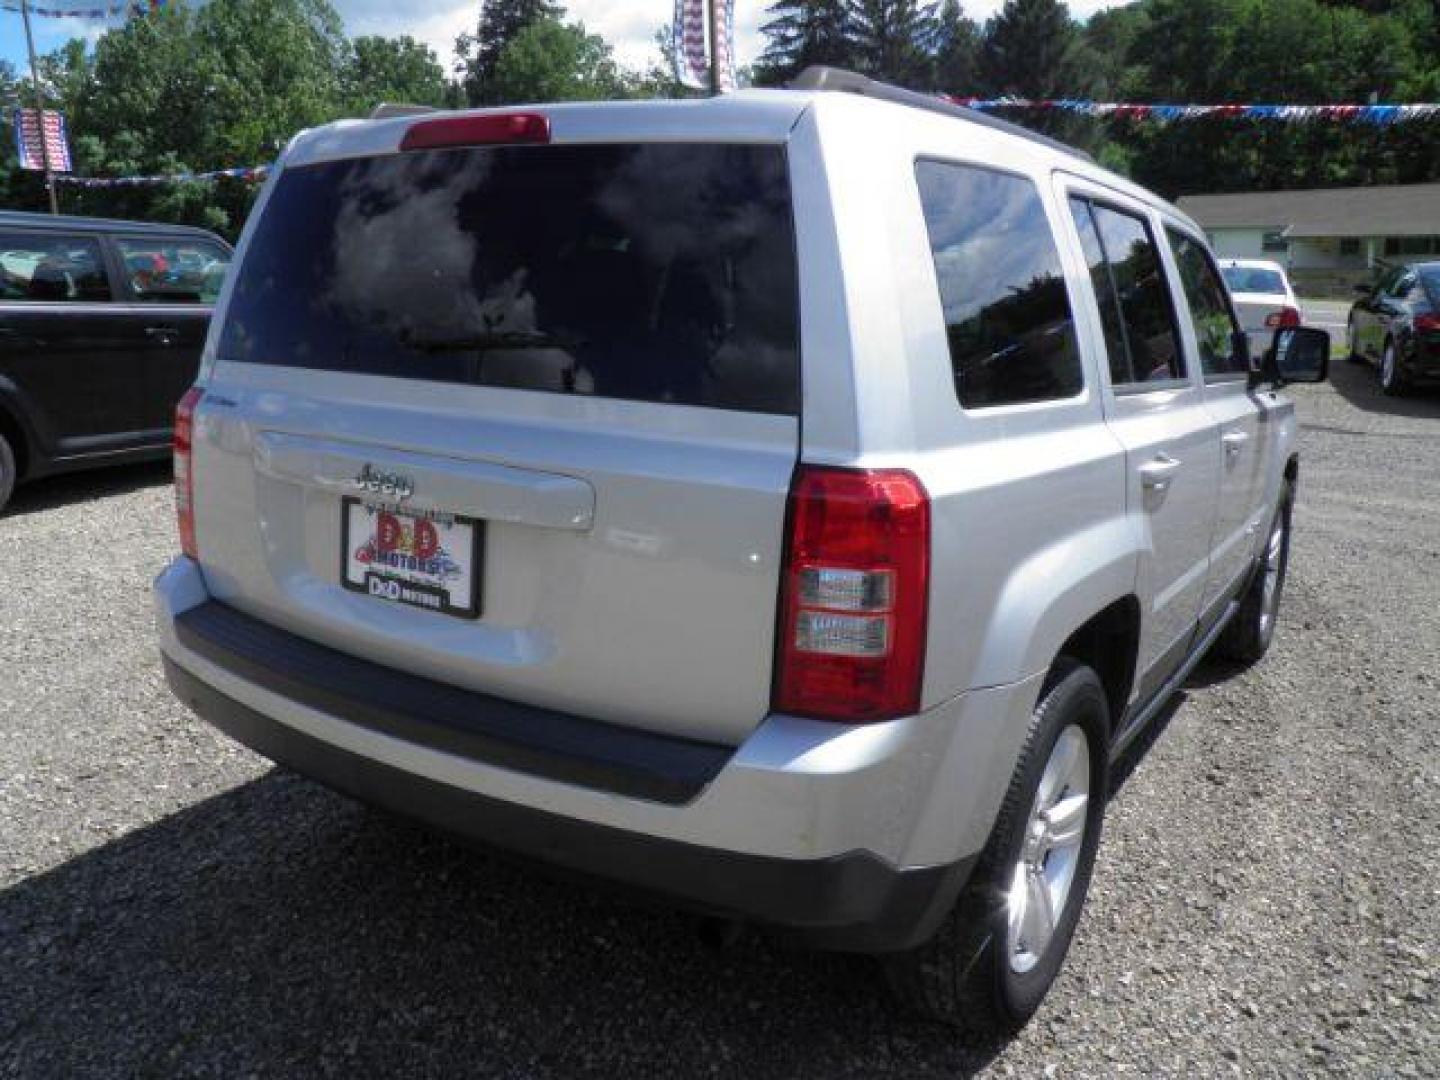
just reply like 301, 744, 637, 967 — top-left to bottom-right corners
173, 601, 733, 805
163, 656, 974, 951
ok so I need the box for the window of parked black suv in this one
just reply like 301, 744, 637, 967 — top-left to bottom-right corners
0, 232, 111, 302
116, 237, 230, 304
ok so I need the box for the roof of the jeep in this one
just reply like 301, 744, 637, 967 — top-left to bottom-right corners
284, 85, 1195, 235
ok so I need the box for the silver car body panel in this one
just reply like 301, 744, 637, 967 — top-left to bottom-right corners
160, 89, 1300, 883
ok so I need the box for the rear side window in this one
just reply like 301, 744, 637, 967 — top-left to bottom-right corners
1169, 230, 1246, 377
0, 232, 111, 302
116, 237, 230, 304
915, 160, 1082, 409
1418, 268, 1440, 303
218, 143, 800, 415
1069, 198, 1185, 387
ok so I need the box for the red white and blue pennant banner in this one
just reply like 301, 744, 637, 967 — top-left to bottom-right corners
0, 0, 165, 16
947, 97, 1440, 125
673, 0, 735, 92
57, 164, 270, 187
12, 108, 72, 172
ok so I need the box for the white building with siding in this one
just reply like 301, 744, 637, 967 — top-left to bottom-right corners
1177, 182, 1440, 297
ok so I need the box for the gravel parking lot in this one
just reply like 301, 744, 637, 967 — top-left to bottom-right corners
2, 358, 1437, 1078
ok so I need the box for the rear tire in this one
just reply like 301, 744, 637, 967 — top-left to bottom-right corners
0, 433, 15, 514
1217, 480, 1293, 664
1379, 339, 1408, 396
882, 660, 1109, 1036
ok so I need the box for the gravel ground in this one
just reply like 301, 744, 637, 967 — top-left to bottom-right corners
1, 360, 1437, 1078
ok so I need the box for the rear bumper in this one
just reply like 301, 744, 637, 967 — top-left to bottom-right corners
164, 655, 973, 950
155, 558, 1039, 951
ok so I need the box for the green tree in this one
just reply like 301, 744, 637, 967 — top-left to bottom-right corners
931, 0, 979, 93
344, 35, 448, 113
456, 0, 564, 104
487, 19, 631, 103
754, 0, 856, 85
851, 0, 938, 85
977, 0, 1096, 98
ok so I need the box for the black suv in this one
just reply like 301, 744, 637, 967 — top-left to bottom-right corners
0, 210, 232, 510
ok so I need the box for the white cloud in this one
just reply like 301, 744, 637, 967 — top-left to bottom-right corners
332, 0, 1126, 73
5, 1, 1126, 84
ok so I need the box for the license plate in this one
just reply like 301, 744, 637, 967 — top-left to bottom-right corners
341, 498, 482, 618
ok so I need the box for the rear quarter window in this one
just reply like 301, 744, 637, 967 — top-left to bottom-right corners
914, 160, 1083, 409
218, 143, 800, 415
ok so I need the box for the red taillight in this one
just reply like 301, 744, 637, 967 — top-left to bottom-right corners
174, 386, 203, 559
400, 113, 550, 152
1265, 306, 1301, 328
774, 466, 930, 723
1416, 313, 1440, 333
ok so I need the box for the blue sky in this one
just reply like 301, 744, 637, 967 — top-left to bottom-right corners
3, 1, 1120, 83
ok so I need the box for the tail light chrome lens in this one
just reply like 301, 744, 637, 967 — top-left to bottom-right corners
774, 466, 930, 722
174, 386, 204, 560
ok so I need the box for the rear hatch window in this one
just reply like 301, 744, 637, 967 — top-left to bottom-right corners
218, 143, 800, 414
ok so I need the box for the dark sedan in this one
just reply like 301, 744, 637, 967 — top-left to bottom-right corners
1346, 260, 1440, 396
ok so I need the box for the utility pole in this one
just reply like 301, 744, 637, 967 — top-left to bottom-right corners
19, 0, 60, 215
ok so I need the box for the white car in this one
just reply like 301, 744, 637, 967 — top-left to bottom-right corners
1220, 259, 1302, 354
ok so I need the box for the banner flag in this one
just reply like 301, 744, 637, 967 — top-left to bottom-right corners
57, 163, 271, 187
0, 0, 166, 17
12, 108, 72, 172
945, 96, 1440, 124
714, 0, 737, 93
672, 0, 708, 90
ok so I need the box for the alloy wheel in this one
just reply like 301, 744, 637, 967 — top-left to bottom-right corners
1006, 724, 1090, 975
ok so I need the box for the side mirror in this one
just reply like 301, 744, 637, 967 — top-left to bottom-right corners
1257, 326, 1329, 386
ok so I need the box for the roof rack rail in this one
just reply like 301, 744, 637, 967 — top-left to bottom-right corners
370, 103, 439, 120
788, 66, 1093, 163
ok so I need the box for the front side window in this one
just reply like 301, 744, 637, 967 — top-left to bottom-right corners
1168, 230, 1246, 377
915, 160, 1083, 409
0, 232, 110, 302
1069, 198, 1186, 387
116, 237, 230, 304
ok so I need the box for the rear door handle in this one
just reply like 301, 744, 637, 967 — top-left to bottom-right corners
1222, 430, 1250, 455
145, 326, 180, 346
1139, 453, 1182, 491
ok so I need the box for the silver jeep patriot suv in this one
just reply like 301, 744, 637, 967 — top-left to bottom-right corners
155, 69, 1328, 1033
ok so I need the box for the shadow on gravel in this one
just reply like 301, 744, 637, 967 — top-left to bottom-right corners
1325, 353, 1440, 421
2, 459, 171, 519
0, 770, 1004, 1078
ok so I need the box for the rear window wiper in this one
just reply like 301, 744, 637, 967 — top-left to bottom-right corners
399, 329, 581, 353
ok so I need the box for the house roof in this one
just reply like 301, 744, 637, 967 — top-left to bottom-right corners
1176, 182, 1440, 239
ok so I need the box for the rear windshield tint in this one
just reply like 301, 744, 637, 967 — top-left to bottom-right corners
1221, 266, 1286, 295
218, 143, 800, 414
